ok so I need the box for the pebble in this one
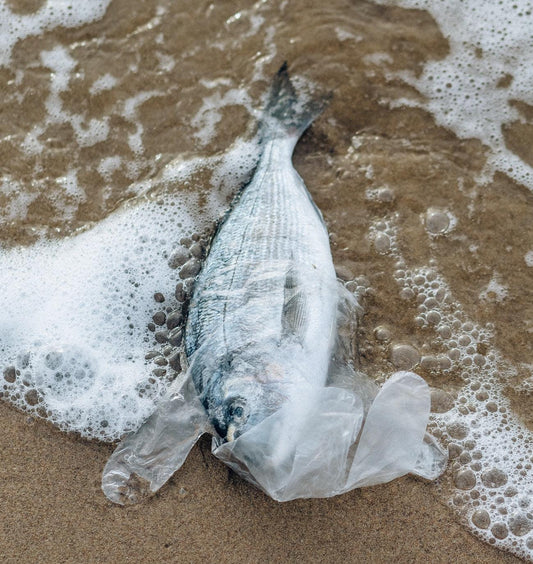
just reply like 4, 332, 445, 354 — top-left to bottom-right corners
179, 258, 201, 279
175, 282, 186, 302
166, 311, 183, 330
147, 322, 156, 332
168, 351, 182, 372
154, 292, 165, 303
144, 350, 159, 360
155, 330, 169, 344
168, 328, 183, 347
168, 246, 191, 269
335, 265, 354, 281
189, 242, 203, 259
152, 311, 166, 326
153, 356, 168, 366
152, 368, 167, 377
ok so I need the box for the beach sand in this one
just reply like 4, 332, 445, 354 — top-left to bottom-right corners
0, 401, 520, 563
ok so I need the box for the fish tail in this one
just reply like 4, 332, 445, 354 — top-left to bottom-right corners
261, 62, 331, 140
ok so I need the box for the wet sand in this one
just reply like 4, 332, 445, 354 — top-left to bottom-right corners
2, 0, 533, 561
0, 401, 520, 563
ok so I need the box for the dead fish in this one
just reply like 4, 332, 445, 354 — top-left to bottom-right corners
184, 62, 335, 444
101, 64, 446, 505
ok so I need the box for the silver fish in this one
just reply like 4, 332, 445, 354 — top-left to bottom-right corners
185, 62, 335, 444
101, 65, 446, 505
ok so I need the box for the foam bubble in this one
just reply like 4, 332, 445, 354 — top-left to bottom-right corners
0, 136, 260, 440
376, 213, 533, 559
377, 0, 533, 192
0, 0, 112, 67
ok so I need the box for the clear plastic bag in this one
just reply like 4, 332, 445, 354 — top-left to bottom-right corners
102, 281, 447, 504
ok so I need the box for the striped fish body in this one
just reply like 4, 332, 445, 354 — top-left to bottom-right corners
185, 69, 336, 442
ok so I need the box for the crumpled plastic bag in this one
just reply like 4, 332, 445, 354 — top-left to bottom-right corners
102, 282, 447, 505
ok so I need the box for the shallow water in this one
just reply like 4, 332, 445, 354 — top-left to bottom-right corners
1, 0, 533, 559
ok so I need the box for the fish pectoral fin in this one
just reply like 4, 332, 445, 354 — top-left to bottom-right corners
282, 269, 308, 340
101, 373, 208, 505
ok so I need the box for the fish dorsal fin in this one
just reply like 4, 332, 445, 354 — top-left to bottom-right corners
282, 268, 308, 340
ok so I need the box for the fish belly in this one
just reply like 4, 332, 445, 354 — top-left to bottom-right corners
186, 139, 337, 388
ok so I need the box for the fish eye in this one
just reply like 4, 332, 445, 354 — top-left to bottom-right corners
227, 400, 246, 423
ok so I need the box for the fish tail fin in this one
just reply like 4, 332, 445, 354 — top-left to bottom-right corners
261, 62, 331, 140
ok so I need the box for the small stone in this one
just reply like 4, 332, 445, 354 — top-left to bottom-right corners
145, 350, 159, 360
153, 311, 166, 326
3, 366, 16, 383
168, 351, 182, 372
189, 242, 203, 259
183, 278, 195, 294
481, 468, 508, 488
168, 328, 183, 347
154, 292, 165, 303
175, 283, 186, 302
154, 356, 168, 366
162, 345, 173, 356
179, 258, 201, 279
152, 368, 167, 377
155, 330, 169, 344
147, 322, 156, 332
472, 510, 490, 529
168, 246, 191, 269
191, 233, 200, 242
180, 237, 192, 247
166, 311, 183, 330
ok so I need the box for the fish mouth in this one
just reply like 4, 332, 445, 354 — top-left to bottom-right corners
226, 423, 237, 442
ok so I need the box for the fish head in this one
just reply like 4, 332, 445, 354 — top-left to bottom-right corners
205, 353, 289, 442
